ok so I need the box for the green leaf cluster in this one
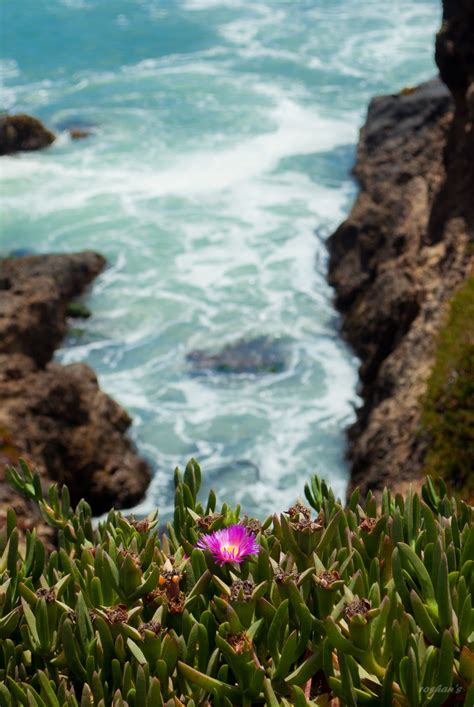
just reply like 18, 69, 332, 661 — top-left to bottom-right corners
0, 459, 473, 705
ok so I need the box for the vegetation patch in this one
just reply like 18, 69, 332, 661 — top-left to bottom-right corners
422, 275, 474, 501
66, 302, 91, 319
0, 459, 473, 705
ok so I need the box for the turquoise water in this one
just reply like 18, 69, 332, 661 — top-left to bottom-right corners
1, 0, 440, 519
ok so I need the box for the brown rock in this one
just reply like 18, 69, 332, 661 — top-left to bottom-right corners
0, 253, 152, 536
0, 252, 106, 366
0, 416, 53, 545
69, 128, 92, 140
327, 68, 473, 497
0, 114, 55, 155
430, 0, 474, 247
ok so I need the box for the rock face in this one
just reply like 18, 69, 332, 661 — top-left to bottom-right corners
327, 32, 473, 497
0, 114, 55, 155
0, 253, 151, 534
433, 0, 474, 249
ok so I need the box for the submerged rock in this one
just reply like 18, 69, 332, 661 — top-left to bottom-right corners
6, 248, 37, 258
0, 252, 152, 534
56, 117, 97, 140
69, 128, 93, 140
0, 114, 55, 155
187, 335, 289, 375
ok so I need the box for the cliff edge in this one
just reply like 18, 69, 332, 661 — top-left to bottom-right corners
327, 0, 474, 497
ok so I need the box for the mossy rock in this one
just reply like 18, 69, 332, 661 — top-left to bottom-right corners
66, 301, 91, 319
422, 275, 474, 501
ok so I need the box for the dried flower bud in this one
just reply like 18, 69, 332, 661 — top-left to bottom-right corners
286, 502, 311, 520
35, 587, 56, 603
138, 621, 162, 638
196, 513, 222, 531
167, 592, 186, 614
315, 570, 341, 590
227, 631, 252, 655
229, 579, 254, 602
359, 517, 377, 532
344, 598, 371, 620
129, 518, 150, 533
242, 517, 263, 535
103, 605, 129, 625
275, 570, 299, 584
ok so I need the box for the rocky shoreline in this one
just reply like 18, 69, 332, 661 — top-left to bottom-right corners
0, 252, 151, 536
327, 0, 474, 498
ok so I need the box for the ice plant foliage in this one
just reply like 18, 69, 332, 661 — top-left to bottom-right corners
196, 523, 260, 565
1, 458, 474, 706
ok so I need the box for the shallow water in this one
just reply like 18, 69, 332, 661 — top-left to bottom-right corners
1, 0, 440, 519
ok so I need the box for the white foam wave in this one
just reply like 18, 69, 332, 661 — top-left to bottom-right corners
0, 58, 20, 81
1, 89, 355, 216
59, 0, 94, 8
183, 0, 246, 10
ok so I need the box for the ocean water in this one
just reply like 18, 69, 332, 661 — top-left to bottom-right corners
1, 0, 440, 520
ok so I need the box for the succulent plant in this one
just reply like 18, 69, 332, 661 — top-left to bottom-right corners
0, 458, 472, 705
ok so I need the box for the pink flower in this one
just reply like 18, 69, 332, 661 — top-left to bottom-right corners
196, 524, 260, 566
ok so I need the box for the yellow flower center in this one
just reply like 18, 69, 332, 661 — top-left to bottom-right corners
221, 543, 238, 556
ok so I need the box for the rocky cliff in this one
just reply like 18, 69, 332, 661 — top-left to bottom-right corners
0, 253, 151, 536
327, 0, 474, 497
